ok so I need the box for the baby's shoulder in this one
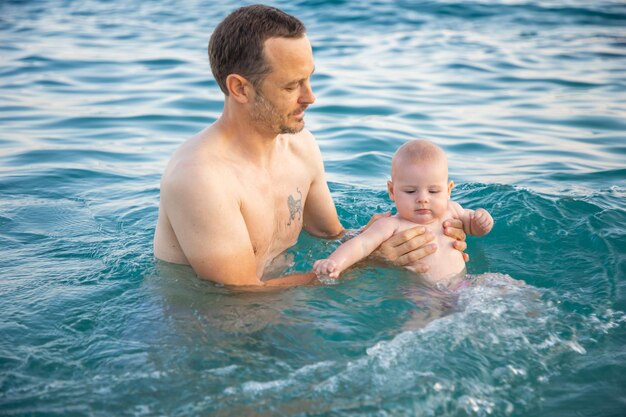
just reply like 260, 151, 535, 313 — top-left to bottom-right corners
447, 200, 465, 218
367, 215, 405, 235
390, 216, 422, 233
372, 215, 402, 229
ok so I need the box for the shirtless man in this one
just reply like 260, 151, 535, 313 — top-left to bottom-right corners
153, 5, 467, 287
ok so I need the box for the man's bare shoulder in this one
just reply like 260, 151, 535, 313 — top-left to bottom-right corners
161, 130, 236, 197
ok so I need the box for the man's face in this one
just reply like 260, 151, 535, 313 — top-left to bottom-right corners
250, 36, 316, 135
387, 160, 453, 224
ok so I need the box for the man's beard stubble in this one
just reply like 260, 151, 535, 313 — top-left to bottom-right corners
251, 91, 304, 135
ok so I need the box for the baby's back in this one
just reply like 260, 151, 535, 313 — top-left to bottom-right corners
394, 215, 466, 287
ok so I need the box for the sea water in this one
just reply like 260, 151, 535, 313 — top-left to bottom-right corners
1, 0, 625, 416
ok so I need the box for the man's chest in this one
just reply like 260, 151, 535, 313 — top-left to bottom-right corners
238, 165, 311, 260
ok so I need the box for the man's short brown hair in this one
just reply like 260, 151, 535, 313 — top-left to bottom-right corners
208, 5, 306, 95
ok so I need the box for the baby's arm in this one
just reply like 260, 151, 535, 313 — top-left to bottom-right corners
314, 217, 399, 278
449, 201, 494, 237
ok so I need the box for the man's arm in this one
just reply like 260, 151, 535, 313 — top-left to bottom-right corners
301, 134, 344, 238
161, 166, 314, 287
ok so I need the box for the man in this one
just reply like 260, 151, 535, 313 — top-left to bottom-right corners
153, 5, 467, 287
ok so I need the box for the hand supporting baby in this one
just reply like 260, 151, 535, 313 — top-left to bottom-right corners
470, 208, 494, 236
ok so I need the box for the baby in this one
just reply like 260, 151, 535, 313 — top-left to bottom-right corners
314, 140, 493, 287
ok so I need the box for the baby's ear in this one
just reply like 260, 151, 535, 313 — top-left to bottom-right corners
387, 180, 395, 201
447, 180, 454, 197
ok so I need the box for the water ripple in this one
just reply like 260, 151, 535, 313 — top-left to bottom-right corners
1, 0, 625, 415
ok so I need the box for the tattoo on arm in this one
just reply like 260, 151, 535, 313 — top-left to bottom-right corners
287, 188, 303, 226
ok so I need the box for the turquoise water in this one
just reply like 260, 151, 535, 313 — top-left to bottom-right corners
1, 0, 625, 415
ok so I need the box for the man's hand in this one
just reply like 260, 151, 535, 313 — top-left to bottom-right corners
370, 224, 437, 273
367, 215, 469, 271
443, 218, 469, 262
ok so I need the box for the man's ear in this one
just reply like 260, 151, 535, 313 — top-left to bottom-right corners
387, 180, 395, 201
448, 180, 454, 198
226, 74, 253, 103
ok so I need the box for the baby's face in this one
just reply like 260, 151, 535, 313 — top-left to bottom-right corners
387, 160, 452, 224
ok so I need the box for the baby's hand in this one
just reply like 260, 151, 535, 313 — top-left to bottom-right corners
471, 208, 494, 236
313, 259, 340, 278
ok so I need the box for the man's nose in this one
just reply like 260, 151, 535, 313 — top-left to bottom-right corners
299, 81, 315, 104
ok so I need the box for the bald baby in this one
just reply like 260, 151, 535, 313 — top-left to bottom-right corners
314, 140, 494, 287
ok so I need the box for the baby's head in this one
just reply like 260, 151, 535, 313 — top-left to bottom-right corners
387, 140, 453, 224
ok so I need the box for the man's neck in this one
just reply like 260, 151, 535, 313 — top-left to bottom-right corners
216, 104, 281, 168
